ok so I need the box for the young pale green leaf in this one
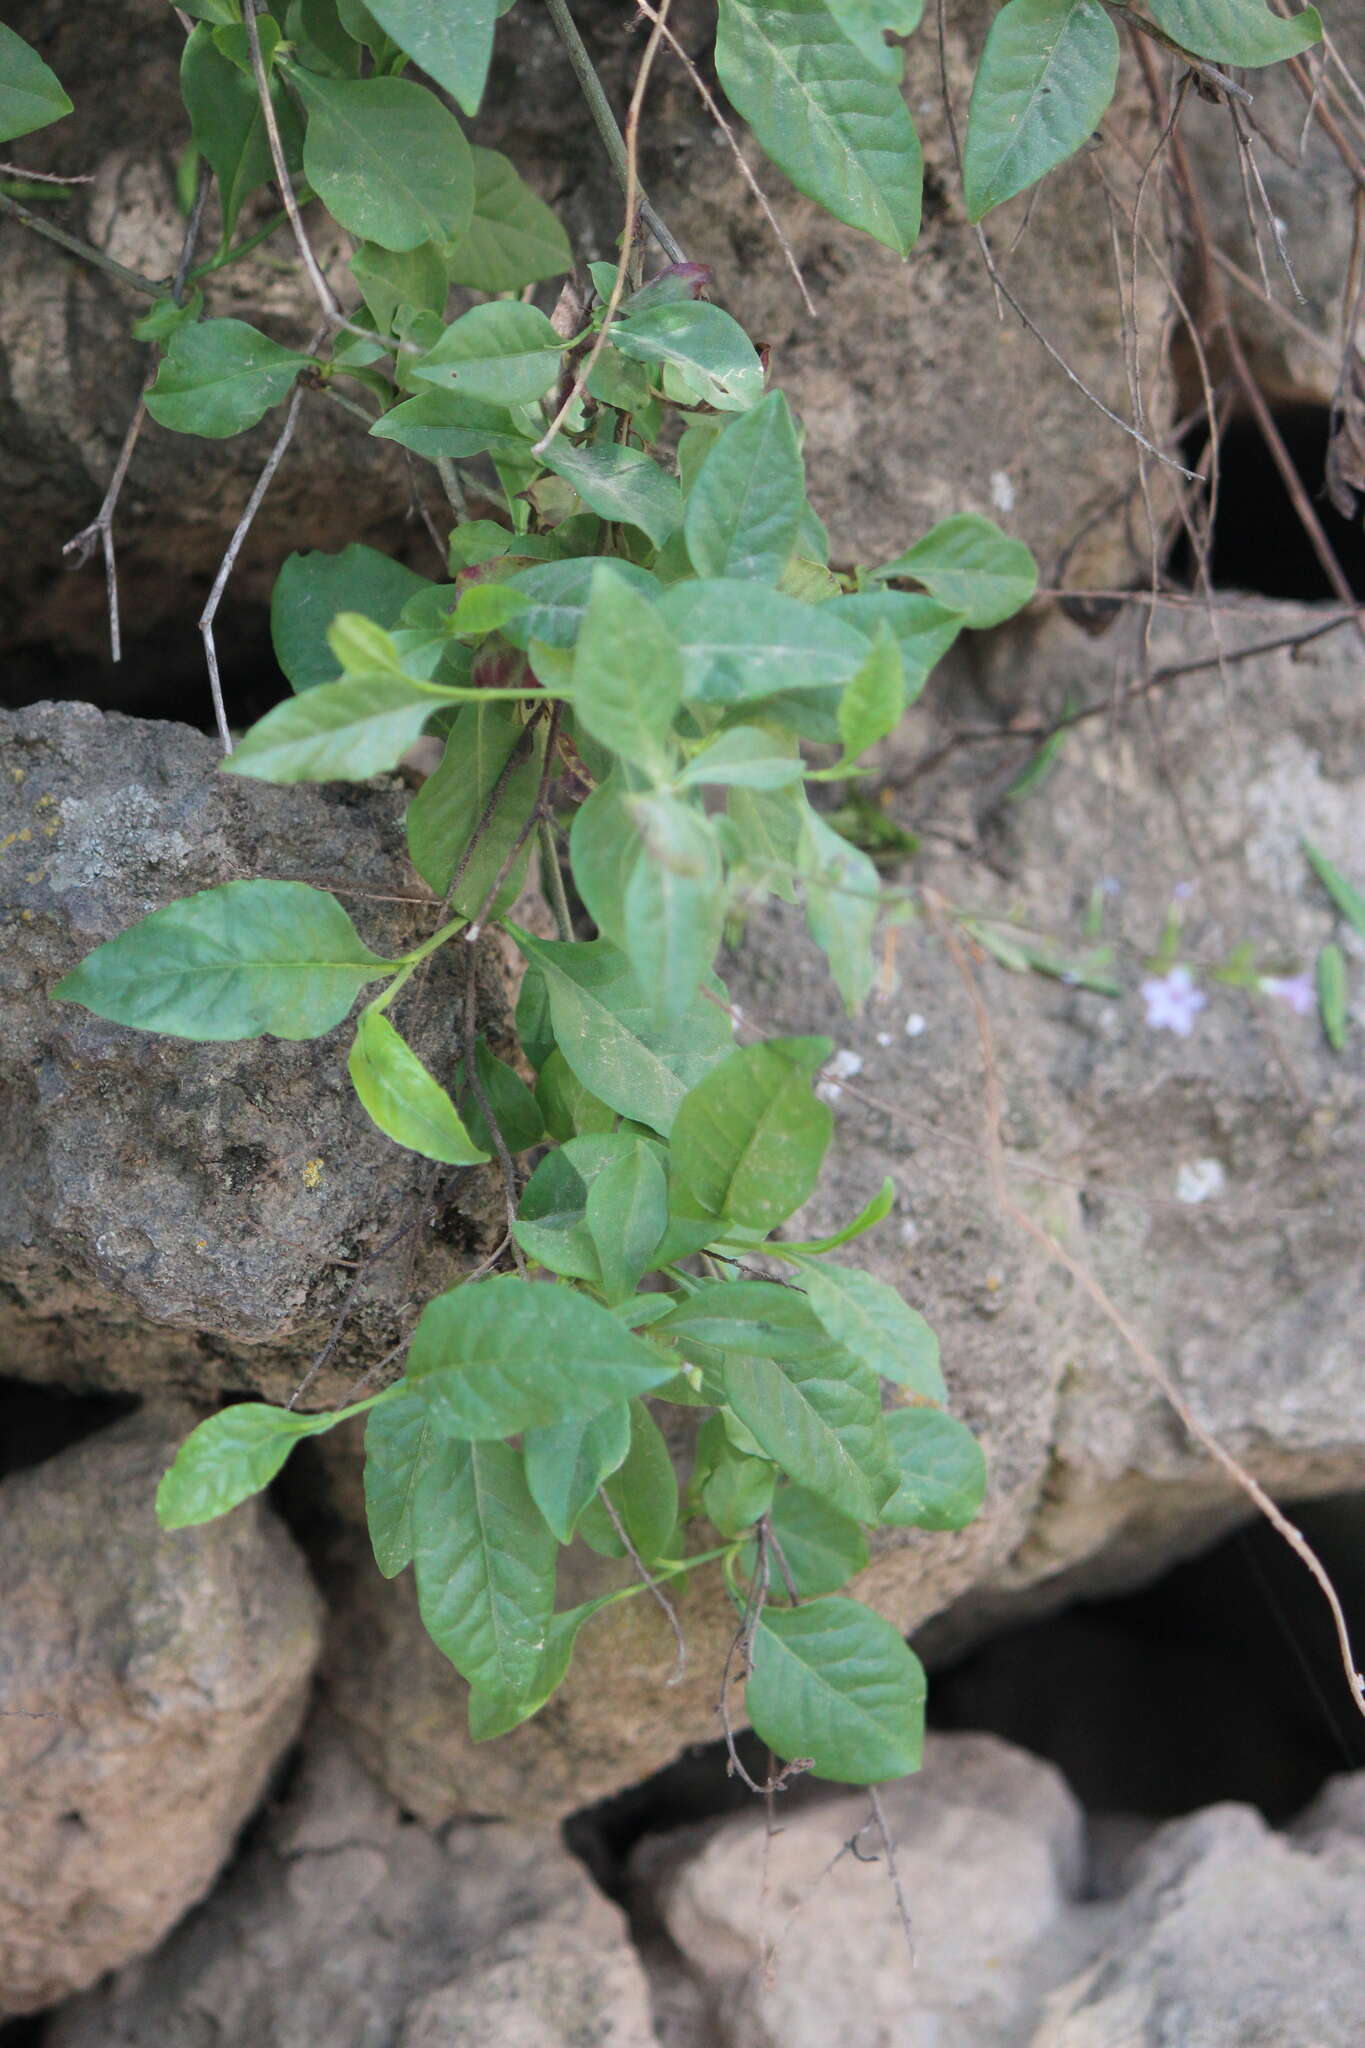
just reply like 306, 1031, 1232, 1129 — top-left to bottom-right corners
363, 0, 498, 116
836, 624, 903, 763
799, 808, 881, 1010
349, 1008, 489, 1165
747, 1597, 925, 1782
0, 23, 72, 143
612, 300, 764, 412
871, 514, 1037, 628
271, 545, 432, 693
364, 1392, 436, 1576
716, 0, 922, 256
224, 671, 451, 783
412, 1436, 557, 1700
290, 68, 474, 250
156, 1401, 351, 1527
145, 319, 313, 439
542, 441, 681, 550
1318, 942, 1348, 1053
407, 702, 543, 912
55, 880, 397, 1041
446, 144, 572, 289
570, 567, 683, 777
781, 1178, 895, 1255
962, 0, 1119, 222
514, 1132, 647, 1281
1304, 840, 1365, 938
577, 1400, 678, 1563
823, 591, 964, 705
535, 1047, 616, 1143
684, 391, 805, 583
677, 728, 805, 792
880, 1408, 987, 1530
501, 557, 660, 652
407, 1274, 675, 1436
722, 1347, 895, 1525
523, 1405, 635, 1558
181, 25, 303, 245
670, 1037, 833, 1233
569, 773, 642, 952
728, 780, 805, 904
350, 238, 449, 333
697, 1412, 777, 1536
1144, 0, 1322, 66
795, 1259, 946, 1401
410, 300, 563, 406
508, 929, 733, 1137
658, 580, 870, 707
371, 389, 535, 461
744, 1485, 869, 1595
584, 1141, 670, 1304
622, 796, 727, 1027
467, 1594, 616, 1741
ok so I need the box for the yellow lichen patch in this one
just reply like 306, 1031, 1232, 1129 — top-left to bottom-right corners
302, 1157, 324, 1190
1, 827, 34, 851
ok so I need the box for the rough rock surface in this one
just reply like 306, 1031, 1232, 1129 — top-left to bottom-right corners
640, 1733, 1365, 2048
48, 1725, 661, 2048
0, 1404, 323, 2018
0, 699, 503, 1404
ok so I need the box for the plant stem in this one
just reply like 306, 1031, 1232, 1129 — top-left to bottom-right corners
0, 191, 165, 296
541, 0, 686, 264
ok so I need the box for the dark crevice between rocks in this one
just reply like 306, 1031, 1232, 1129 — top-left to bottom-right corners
0, 1377, 138, 1482
1168, 400, 1365, 600
0, 2017, 46, 2047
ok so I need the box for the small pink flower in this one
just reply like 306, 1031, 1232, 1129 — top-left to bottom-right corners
1141, 965, 1206, 1037
1260, 973, 1315, 1017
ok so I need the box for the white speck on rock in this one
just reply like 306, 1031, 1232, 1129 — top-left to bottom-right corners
816, 1080, 843, 1103
990, 470, 1016, 513
906, 1013, 927, 1038
1176, 1158, 1226, 1205
876, 1031, 893, 1047
827, 1048, 864, 1080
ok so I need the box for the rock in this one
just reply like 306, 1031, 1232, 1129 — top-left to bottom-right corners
641, 1734, 1365, 2048
48, 1725, 661, 2048
0, 1404, 323, 2018
0, 699, 504, 1405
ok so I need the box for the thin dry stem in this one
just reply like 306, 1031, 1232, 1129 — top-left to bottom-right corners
597, 1489, 688, 1684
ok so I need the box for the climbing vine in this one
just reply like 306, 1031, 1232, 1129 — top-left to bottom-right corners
7, 0, 1331, 1784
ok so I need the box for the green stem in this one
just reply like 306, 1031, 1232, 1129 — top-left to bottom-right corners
541, 0, 686, 265
594, 1542, 736, 1609
187, 194, 316, 282
0, 191, 165, 296
539, 818, 575, 940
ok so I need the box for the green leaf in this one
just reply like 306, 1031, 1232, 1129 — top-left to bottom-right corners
622, 796, 727, 1027
1304, 840, 1365, 938
502, 557, 661, 651
412, 1436, 557, 1700
55, 880, 397, 1041
716, 0, 922, 256
871, 514, 1037, 628
799, 807, 881, 1009
364, 0, 499, 116
698, 1418, 776, 1536
678, 728, 805, 791
962, 0, 1119, 222
613, 300, 765, 412
684, 392, 805, 584
145, 318, 312, 439
181, 25, 303, 245
131, 291, 206, 345
467, 1594, 615, 1740
514, 1132, 645, 1282
156, 1401, 349, 1527
350, 238, 449, 333
364, 1391, 436, 1576
824, 0, 924, 75
371, 389, 536, 460
836, 624, 903, 763
224, 671, 451, 783
722, 1347, 894, 1524
794, 1259, 946, 1401
569, 773, 642, 951
671, 1037, 832, 1233
824, 591, 964, 705
290, 68, 474, 250
508, 928, 733, 1136
410, 301, 563, 406
535, 1047, 616, 1142
585, 1141, 670, 1303
446, 145, 572, 290
577, 1400, 678, 1562
542, 441, 681, 550
1144, 0, 1322, 66
744, 1485, 869, 1595
523, 1405, 632, 1544
0, 24, 72, 144
570, 566, 683, 776
781, 1178, 895, 1255
286, 0, 363, 77
271, 546, 433, 693
658, 1280, 842, 1363
406, 1275, 675, 1436
1318, 942, 1348, 1053
406, 702, 543, 914
880, 1408, 987, 1530
457, 1038, 546, 1155
746, 1597, 925, 1782
728, 780, 805, 904
348, 1008, 489, 1164
657, 580, 870, 708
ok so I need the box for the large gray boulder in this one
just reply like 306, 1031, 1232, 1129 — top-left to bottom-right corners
1, 699, 504, 1405
48, 1726, 661, 2048
0, 1404, 323, 2018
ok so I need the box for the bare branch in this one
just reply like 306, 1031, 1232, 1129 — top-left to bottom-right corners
597, 1487, 688, 1684
0, 190, 165, 295
542, 0, 686, 264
